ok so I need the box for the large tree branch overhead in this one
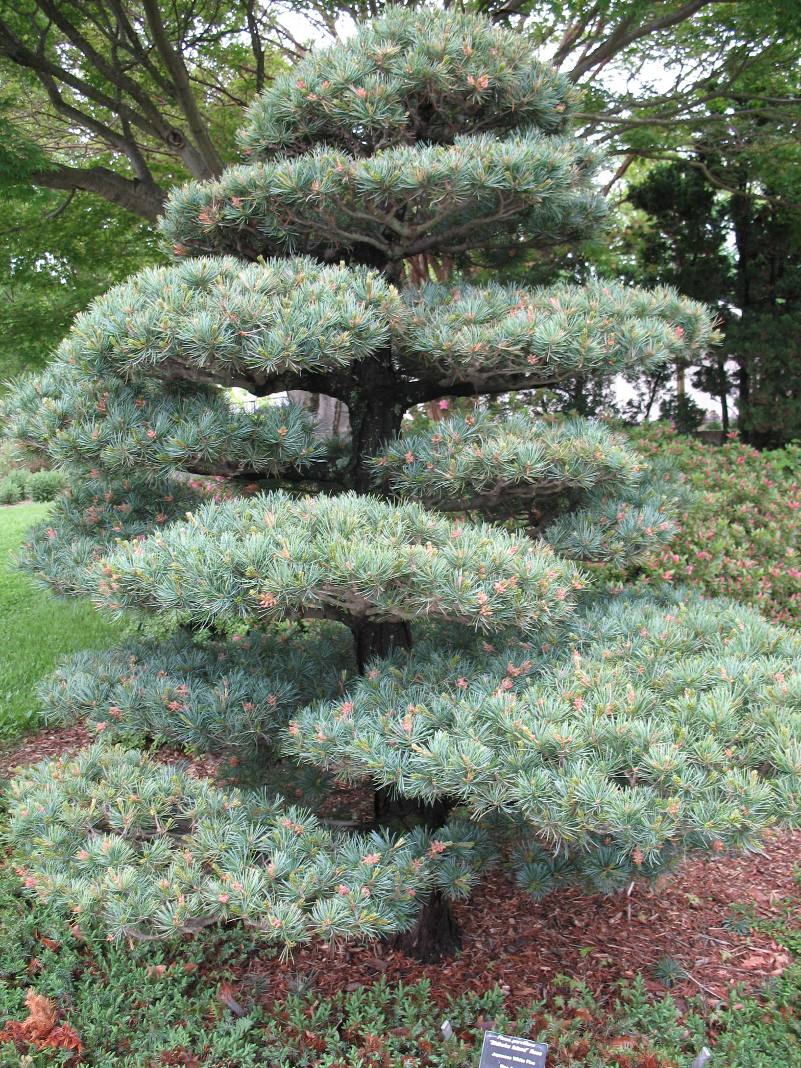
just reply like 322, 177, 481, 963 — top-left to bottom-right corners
32, 162, 165, 221
0, 0, 269, 219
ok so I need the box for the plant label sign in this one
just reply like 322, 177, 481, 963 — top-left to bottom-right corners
478, 1031, 548, 1068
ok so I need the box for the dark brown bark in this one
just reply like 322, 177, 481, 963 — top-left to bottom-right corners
346, 349, 407, 493
32, 164, 165, 222
373, 789, 461, 962
353, 619, 411, 674
391, 890, 462, 963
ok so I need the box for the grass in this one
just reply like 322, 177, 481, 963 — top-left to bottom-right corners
0, 502, 126, 741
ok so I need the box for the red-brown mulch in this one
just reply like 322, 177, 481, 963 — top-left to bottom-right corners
236, 834, 800, 1013
0, 725, 221, 782
3, 725, 801, 1013
0, 723, 90, 780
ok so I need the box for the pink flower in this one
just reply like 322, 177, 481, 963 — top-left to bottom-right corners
362, 852, 381, 866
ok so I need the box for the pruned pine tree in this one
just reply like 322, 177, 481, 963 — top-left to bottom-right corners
6, 8, 801, 962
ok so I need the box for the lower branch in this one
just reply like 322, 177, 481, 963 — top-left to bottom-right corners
32, 164, 165, 222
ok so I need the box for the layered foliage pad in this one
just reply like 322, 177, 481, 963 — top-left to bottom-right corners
162, 133, 605, 268
8, 744, 461, 947
19, 476, 205, 598
372, 414, 643, 510
39, 625, 355, 756
239, 8, 577, 158
370, 414, 677, 563
56, 257, 394, 393
394, 281, 716, 394
8, 258, 716, 411
285, 594, 801, 896
163, 9, 597, 272
4, 359, 321, 479
95, 491, 584, 633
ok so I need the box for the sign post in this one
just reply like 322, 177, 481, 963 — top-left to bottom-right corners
478, 1031, 548, 1068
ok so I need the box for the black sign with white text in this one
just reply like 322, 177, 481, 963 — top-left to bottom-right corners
478, 1031, 548, 1068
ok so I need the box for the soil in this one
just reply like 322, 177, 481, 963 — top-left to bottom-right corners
2, 724, 800, 1014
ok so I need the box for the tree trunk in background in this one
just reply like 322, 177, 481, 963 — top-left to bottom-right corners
676, 359, 686, 399
717, 353, 730, 432
287, 391, 351, 438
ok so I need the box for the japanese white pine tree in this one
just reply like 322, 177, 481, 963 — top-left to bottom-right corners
6, 8, 801, 961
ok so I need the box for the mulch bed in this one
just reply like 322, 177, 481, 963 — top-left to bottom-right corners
0, 724, 222, 783
0, 724, 90, 781
2, 725, 800, 1014
238, 838, 799, 1013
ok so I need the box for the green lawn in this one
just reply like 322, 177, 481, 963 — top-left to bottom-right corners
0, 502, 126, 740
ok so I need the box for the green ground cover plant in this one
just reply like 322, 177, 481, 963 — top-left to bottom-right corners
1, 842, 801, 1067
619, 425, 801, 626
0, 503, 125, 739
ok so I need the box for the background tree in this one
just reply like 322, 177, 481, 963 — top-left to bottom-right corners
619, 60, 801, 443
0, 183, 160, 380
6, 7, 801, 964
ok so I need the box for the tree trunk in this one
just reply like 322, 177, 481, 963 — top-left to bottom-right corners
287, 392, 351, 439
717, 353, 729, 432
373, 788, 461, 960
676, 358, 686, 399
343, 350, 464, 961
373, 787, 451, 831
352, 618, 411, 672
347, 349, 407, 493
392, 890, 462, 962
